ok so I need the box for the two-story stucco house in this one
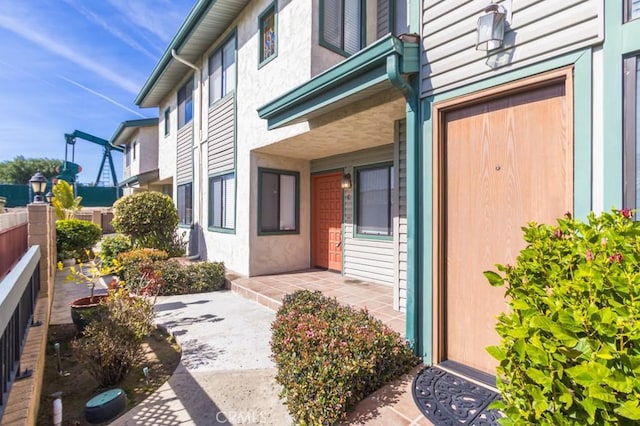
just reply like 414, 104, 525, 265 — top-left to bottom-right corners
134, 0, 421, 313
133, 0, 640, 387
110, 118, 172, 196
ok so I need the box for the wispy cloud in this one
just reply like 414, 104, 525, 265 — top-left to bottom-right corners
58, 76, 147, 118
105, 0, 192, 43
0, 14, 141, 94
61, 0, 160, 60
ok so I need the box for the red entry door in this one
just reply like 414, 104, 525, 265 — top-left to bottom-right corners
312, 173, 343, 271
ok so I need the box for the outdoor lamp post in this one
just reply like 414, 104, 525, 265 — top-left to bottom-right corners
45, 191, 54, 204
29, 171, 48, 203
476, 3, 506, 51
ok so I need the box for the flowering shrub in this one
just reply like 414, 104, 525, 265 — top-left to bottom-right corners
73, 288, 154, 386
116, 248, 168, 283
271, 290, 419, 425
485, 209, 640, 425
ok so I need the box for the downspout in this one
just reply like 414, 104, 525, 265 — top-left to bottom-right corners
387, 41, 421, 355
172, 49, 203, 260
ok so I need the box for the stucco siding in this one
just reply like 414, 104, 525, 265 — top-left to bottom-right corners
421, 0, 603, 97
176, 123, 194, 184
208, 94, 235, 174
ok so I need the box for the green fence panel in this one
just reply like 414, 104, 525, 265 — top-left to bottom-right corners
77, 186, 122, 207
0, 185, 32, 207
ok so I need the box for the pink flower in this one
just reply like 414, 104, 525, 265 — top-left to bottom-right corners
545, 286, 553, 296
609, 253, 623, 263
619, 208, 633, 219
586, 250, 595, 262
554, 228, 563, 238
305, 330, 315, 338
601, 237, 608, 247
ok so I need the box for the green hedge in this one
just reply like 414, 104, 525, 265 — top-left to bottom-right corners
151, 260, 225, 295
271, 290, 419, 425
56, 219, 102, 261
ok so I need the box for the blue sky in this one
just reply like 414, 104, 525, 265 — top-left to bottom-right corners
0, 0, 195, 184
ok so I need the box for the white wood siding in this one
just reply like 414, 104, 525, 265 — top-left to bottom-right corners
176, 123, 193, 183
208, 94, 235, 174
397, 119, 407, 311
311, 144, 397, 286
421, 0, 603, 97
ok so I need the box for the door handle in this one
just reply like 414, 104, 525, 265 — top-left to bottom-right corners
335, 241, 342, 248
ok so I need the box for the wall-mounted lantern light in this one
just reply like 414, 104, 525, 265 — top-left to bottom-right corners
29, 171, 48, 203
341, 173, 352, 190
476, 3, 506, 51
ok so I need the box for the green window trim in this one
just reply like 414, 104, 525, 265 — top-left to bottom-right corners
163, 107, 170, 136
209, 33, 236, 106
258, 2, 278, 68
319, 0, 366, 57
258, 167, 300, 235
623, 55, 639, 211
208, 172, 236, 232
353, 162, 394, 240
177, 182, 193, 226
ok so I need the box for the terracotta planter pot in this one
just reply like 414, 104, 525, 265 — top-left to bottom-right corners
70, 295, 108, 332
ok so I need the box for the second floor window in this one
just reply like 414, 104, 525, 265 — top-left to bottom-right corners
178, 78, 193, 129
320, 0, 363, 56
259, 3, 277, 65
627, 0, 640, 21
209, 36, 236, 105
164, 107, 170, 136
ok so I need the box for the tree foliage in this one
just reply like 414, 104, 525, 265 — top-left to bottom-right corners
52, 180, 82, 220
0, 156, 61, 184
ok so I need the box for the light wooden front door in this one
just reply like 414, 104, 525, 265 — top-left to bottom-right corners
312, 173, 343, 271
442, 81, 573, 377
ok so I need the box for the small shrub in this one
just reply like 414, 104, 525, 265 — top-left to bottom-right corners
112, 192, 185, 256
485, 209, 640, 425
73, 288, 154, 387
151, 260, 225, 295
271, 290, 419, 425
56, 219, 102, 261
99, 234, 132, 267
117, 248, 168, 283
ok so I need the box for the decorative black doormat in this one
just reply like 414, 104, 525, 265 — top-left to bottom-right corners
412, 366, 503, 425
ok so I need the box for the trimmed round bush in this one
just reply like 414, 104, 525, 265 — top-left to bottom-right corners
485, 209, 640, 425
56, 219, 102, 261
111, 191, 184, 256
271, 290, 420, 425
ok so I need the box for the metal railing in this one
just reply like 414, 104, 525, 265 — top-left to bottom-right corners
0, 222, 28, 280
0, 246, 41, 420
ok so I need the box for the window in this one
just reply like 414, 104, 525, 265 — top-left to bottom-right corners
258, 168, 299, 234
164, 107, 170, 136
209, 36, 236, 105
125, 145, 131, 167
320, 0, 363, 56
626, 0, 640, 22
259, 3, 277, 65
624, 56, 640, 211
209, 173, 235, 230
356, 164, 394, 237
177, 182, 193, 226
392, 0, 409, 35
132, 141, 137, 161
177, 77, 193, 129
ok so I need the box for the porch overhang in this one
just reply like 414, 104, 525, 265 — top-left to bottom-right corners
118, 169, 160, 188
110, 118, 159, 146
257, 34, 419, 130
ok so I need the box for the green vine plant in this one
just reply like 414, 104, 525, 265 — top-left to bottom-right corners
52, 179, 82, 220
485, 209, 640, 425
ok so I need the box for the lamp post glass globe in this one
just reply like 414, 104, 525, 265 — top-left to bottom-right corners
29, 171, 48, 203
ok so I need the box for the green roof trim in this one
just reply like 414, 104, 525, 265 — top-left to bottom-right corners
109, 118, 159, 145
257, 34, 419, 129
134, 0, 218, 106
118, 169, 160, 188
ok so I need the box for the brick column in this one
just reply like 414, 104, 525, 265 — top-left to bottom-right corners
27, 203, 56, 300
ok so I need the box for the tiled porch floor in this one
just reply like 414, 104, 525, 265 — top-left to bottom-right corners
227, 269, 433, 425
227, 268, 406, 336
